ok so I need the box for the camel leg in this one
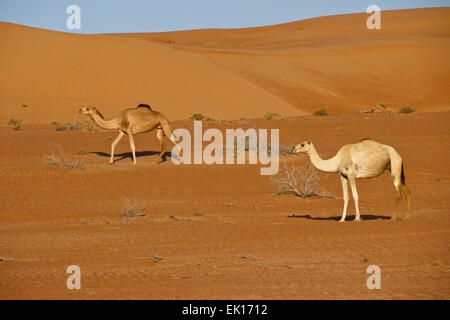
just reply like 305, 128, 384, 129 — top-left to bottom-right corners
127, 131, 137, 165
391, 173, 402, 220
339, 175, 349, 222
156, 128, 166, 160
110, 131, 125, 164
403, 184, 412, 220
392, 185, 401, 220
348, 176, 361, 221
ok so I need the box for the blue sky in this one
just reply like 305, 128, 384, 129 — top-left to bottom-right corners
0, 0, 448, 34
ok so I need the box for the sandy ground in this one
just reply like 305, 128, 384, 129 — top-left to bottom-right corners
0, 111, 449, 299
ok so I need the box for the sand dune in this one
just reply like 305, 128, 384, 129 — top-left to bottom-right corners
1, 8, 449, 125
0, 23, 298, 124
116, 8, 450, 114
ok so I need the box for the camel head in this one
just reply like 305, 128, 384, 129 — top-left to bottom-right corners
293, 140, 312, 154
78, 107, 98, 116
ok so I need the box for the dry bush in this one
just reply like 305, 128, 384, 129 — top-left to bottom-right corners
119, 199, 145, 217
190, 113, 205, 120
55, 119, 99, 132
272, 162, 331, 199
264, 112, 281, 120
43, 144, 85, 170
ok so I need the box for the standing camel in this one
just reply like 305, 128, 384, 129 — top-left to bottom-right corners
79, 104, 178, 165
293, 139, 411, 222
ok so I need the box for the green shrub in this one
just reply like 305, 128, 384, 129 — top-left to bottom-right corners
313, 109, 328, 116
8, 118, 21, 130
398, 106, 415, 114
190, 113, 205, 120
264, 112, 281, 120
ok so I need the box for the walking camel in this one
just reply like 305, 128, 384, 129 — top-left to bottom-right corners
79, 104, 178, 165
293, 139, 411, 222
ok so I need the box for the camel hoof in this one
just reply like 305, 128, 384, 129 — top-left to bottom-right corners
390, 217, 396, 221
338, 219, 345, 223
109, 161, 114, 165
354, 218, 361, 222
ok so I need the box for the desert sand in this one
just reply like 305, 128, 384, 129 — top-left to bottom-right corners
0, 8, 449, 299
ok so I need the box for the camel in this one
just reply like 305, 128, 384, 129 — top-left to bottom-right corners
79, 104, 178, 165
293, 139, 411, 222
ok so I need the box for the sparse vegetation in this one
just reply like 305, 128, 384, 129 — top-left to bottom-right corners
272, 162, 331, 199
43, 144, 85, 170
362, 257, 369, 262
21, 104, 28, 108
50, 121, 59, 126
264, 112, 281, 120
8, 118, 22, 130
398, 106, 415, 114
119, 199, 145, 217
378, 103, 387, 109
55, 122, 82, 131
190, 113, 205, 120
278, 145, 296, 156
76, 150, 90, 155
313, 109, 328, 116
55, 119, 99, 132
0, 256, 14, 262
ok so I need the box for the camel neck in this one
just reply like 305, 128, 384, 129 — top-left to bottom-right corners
307, 145, 339, 173
90, 112, 120, 130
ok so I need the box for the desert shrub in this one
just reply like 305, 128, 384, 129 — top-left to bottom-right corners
76, 150, 90, 155
264, 112, 281, 120
43, 144, 85, 170
398, 106, 415, 114
8, 118, 22, 130
55, 120, 99, 132
119, 199, 145, 217
272, 162, 330, 199
278, 145, 296, 156
55, 122, 82, 131
21, 104, 28, 108
190, 113, 205, 120
83, 119, 99, 131
313, 109, 328, 116
378, 103, 387, 109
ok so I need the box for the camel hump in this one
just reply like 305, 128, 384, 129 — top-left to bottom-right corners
137, 104, 152, 110
360, 138, 373, 142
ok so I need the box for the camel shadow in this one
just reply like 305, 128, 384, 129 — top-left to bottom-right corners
288, 214, 391, 221
91, 151, 174, 163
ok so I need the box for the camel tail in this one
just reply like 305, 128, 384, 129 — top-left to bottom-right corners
159, 115, 178, 145
400, 161, 412, 218
400, 162, 406, 186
